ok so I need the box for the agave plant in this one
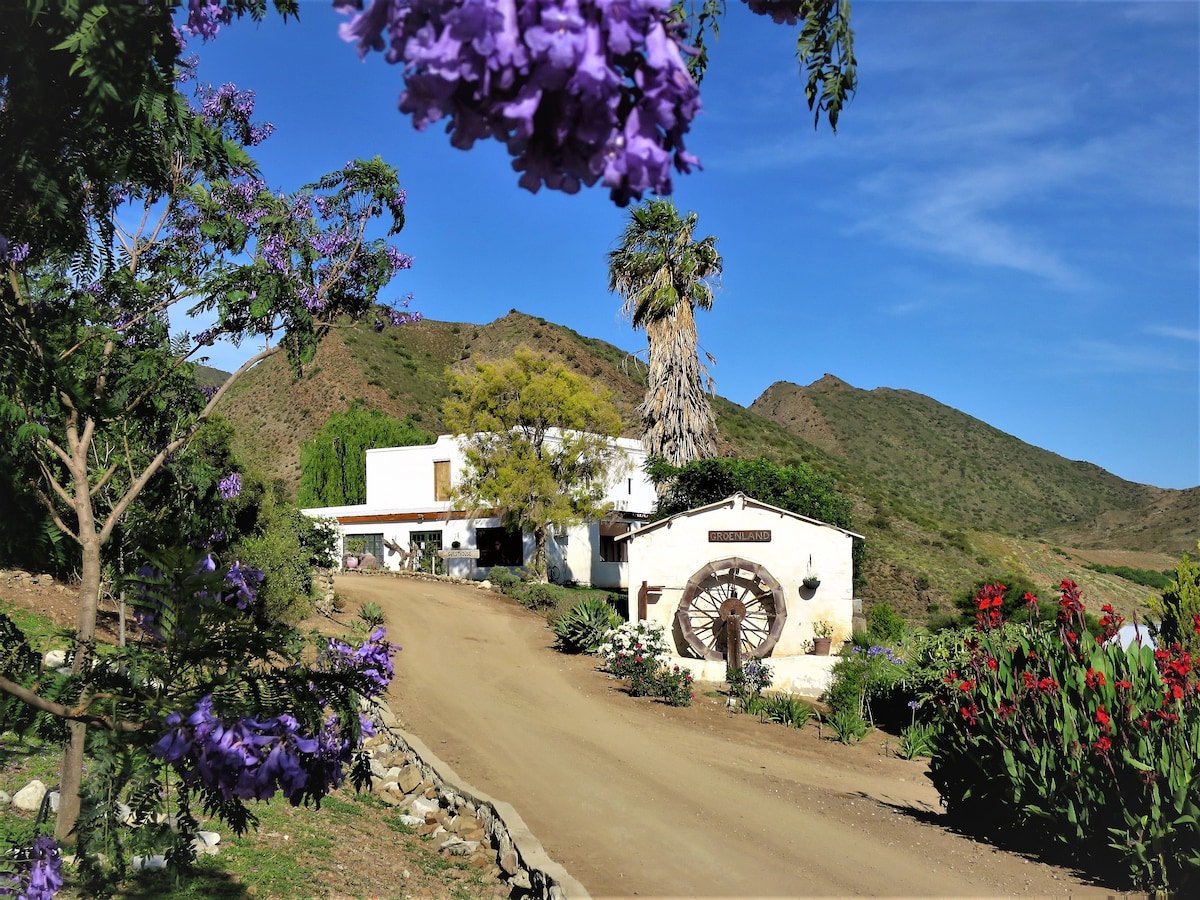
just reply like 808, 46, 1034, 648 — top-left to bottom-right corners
552, 597, 622, 654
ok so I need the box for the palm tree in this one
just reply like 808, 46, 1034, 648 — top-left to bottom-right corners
607, 198, 722, 467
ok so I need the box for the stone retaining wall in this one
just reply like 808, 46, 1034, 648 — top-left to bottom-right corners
368, 702, 589, 900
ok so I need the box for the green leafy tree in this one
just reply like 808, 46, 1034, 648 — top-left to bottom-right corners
608, 199, 722, 467
298, 404, 434, 507
443, 349, 627, 583
1152, 545, 1200, 655
648, 456, 854, 530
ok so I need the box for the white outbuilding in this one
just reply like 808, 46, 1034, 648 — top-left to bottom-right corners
622, 492, 863, 697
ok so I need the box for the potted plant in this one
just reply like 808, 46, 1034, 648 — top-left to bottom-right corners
812, 620, 834, 656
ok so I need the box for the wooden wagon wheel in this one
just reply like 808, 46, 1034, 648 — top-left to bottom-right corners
675, 557, 786, 662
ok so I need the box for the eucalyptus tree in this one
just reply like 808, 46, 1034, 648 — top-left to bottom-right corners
443, 349, 627, 582
607, 198, 722, 467
0, 79, 416, 842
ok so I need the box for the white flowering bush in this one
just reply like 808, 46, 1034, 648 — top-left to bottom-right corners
599, 622, 684, 700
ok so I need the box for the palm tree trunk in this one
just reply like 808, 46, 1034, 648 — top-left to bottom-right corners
642, 302, 717, 467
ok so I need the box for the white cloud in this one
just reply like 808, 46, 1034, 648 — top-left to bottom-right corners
1059, 338, 1196, 374
1144, 324, 1200, 342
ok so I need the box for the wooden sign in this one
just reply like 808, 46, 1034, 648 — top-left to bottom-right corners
708, 530, 771, 542
438, 548, 481, 559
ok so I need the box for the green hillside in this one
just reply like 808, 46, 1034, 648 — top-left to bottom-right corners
216, 311, 1195, 625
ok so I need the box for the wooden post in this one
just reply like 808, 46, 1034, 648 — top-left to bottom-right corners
726, 614, 742, 672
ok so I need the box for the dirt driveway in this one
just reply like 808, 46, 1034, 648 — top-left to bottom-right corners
339, 574, 1115, 899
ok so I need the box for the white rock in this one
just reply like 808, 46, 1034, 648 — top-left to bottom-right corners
0, 791, 10, 806
192, 831, 221, 856
132, 855, 167, 872
398, 815, 424, 827
440, 837, 481, 856
410, 796, 439, 817
44, 649, 68, 668
12, 780, 46, 812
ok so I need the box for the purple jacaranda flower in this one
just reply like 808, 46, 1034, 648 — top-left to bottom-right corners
153, 696, 363, 805
744, 0, 804, 25
223, 561, 263, 609
0, 835, 63, 900
334, 0, 701, 205
183, 1, 232, 40
0, 234, 30, 265
218, 472, 241, 500
319, 627, 399, 698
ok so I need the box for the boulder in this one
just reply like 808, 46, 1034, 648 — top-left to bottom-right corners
397, 765, 423, 794
12, 780, 46, 812
409, 795, 439, 818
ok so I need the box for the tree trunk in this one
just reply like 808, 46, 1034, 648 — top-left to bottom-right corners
55, 458, 104, 843
533, 525, 548, 584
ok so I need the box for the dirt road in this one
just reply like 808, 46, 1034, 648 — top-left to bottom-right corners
340, 574, 1115, 899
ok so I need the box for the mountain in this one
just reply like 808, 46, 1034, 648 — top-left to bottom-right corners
751, 377, 1197, 552
217, 311, 1196, 623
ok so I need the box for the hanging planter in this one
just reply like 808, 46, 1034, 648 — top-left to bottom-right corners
802, 554, 820, 590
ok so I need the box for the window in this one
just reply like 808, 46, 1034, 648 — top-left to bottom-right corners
476, 526, 523, 568
598, 522, 629, 563
433, 460, 451, 501
347, 533, 383, 561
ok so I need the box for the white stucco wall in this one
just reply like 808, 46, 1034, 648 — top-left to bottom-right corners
362, 432, 655, 515
365, 435, 462, 511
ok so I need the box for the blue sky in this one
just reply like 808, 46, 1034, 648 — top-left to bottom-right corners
188, 1, 1199, 490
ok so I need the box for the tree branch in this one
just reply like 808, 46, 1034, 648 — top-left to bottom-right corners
0, 676, 142, 732
99, 344, 282, 545
34, 485, 79, 543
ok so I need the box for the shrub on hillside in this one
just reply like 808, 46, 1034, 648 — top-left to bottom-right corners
867, 602, 906, 644
926, 580, 1200, 893
1152, 548, 1200, 656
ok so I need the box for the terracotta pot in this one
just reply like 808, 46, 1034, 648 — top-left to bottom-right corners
813, 637, 833, 656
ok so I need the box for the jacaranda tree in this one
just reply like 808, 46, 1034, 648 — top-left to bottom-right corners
0, 73, 416, 846
0, 548, 396, 898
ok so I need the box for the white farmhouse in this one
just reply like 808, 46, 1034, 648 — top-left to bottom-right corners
621, 492, 863, 696
302, 432, 656, 589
